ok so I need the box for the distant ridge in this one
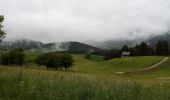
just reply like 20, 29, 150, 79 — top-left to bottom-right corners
0, 40, 102, 53
1, 33, 170, 51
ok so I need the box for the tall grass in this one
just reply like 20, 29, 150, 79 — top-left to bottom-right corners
0, 66, 170, 100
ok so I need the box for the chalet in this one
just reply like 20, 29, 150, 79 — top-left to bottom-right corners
121, 52, 131, 57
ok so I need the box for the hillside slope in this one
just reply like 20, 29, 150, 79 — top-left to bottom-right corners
145, 57, 170, 77
73, 55, 164, 74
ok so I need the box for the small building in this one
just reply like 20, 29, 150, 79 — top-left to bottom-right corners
88, 49, 95, 53
121, 52, 131, 57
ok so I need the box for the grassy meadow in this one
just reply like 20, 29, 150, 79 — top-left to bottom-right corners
0, 52, 170, 100
73, 55, 164, 74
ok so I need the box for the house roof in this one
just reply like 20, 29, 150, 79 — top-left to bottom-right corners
122, 52, 131, 56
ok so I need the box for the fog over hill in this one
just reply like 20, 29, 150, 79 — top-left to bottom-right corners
1, 32, 170, 52
86, 32, 170, 49
0, 40, 102, 53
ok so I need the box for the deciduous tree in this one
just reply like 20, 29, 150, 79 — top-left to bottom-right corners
0, 16, 6, 41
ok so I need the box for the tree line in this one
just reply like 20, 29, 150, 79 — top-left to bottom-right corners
88, 40, 169, 60
127, 40, 169, 56
102, 40, 169, 60
0, 49, 74, 70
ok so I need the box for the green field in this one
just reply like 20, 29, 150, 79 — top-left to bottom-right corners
73, 55, 164, 74
0, 52, 170, 100
88, 55, 104, 61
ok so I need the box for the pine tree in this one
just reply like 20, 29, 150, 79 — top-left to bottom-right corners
156, 40, 169, 56
139, 42, 149, 56
121, 45, 129, 52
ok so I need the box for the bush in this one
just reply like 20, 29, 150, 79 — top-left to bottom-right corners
85, 53, 90, 59
36, 52, 73, 70
60, 54, 74, 69
0, 49, 25, 66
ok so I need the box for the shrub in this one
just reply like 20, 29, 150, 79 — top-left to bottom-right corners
36, 52, 73, 70
35, 53, 47, 66
0, 49, 25, 66
85, 53, 90, 59
0, 52, 9, 65
60, 54, 74, 70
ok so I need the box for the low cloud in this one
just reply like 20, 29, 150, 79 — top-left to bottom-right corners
0, 0, 170, 43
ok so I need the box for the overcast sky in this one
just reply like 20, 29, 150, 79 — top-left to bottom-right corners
0, 0, 170, 43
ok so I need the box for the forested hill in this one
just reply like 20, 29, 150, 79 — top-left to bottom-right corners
42, 41, 102, 53
0, 40, 102, 53
66, 42, 102, 53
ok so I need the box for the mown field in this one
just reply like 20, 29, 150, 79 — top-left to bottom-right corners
0, 52, 170, 100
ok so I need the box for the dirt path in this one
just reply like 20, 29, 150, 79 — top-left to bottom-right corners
116, 57, 169, 74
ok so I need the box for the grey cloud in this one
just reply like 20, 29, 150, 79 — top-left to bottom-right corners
0, 0, 170, 43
